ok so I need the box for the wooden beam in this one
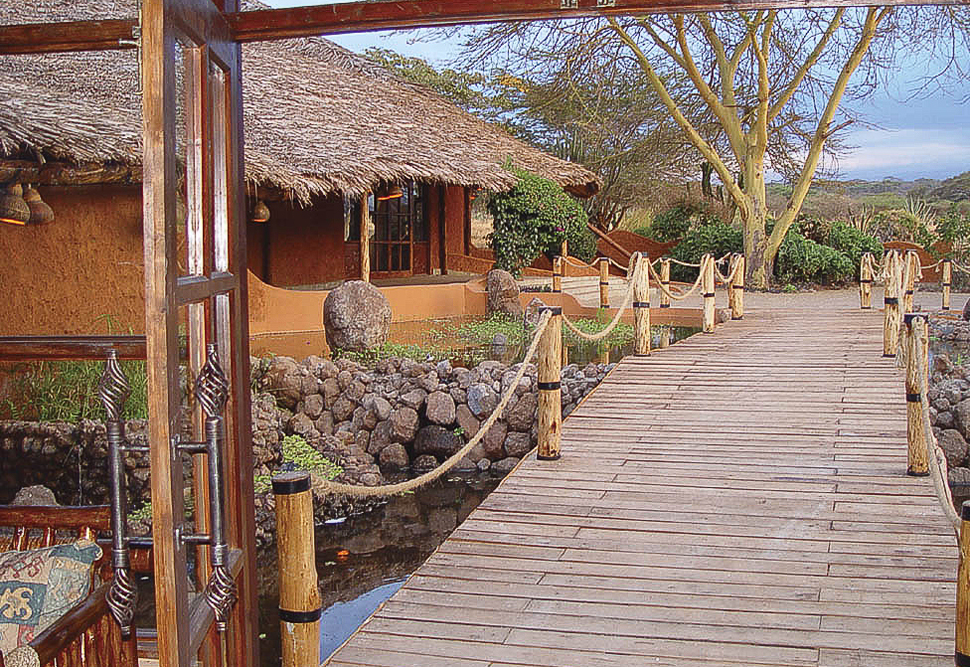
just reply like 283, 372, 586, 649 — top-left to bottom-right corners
0, 19, 137, 55
226, 0, 952, 42
0, 160, 142, 187
0, 336, 147, 361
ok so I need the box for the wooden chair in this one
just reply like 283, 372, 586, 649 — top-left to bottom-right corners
0, 505, 138, 667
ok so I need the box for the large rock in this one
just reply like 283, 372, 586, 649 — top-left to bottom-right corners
505, 393, 537, 431
940, 429, 969, 468
964, 297, 970, 322
954, 398, 970, 438
379, 443, 410, 469
389, 407, 420, 443
467, 383, 499, 419
11, 485, 58, 506
414, 425, 463, 458
426, 391, 457, 425
323, 280, 392, 352
486, 269, 523, 317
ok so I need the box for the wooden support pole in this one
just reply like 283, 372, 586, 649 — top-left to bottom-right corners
658, 326, 671, 349
359, 192, 370, 283
702, 254, 715, 334
904, 314, 929, 477
273, 472, 321, 667
729, 254, 745, 320
632, 253, 650, 356
957, 500, 970, 664
860, 253, 872, 310
599, 257, 610, 310
552, 256, 562, 294
659, 259, 671, 309
904, 250, 918, 315
561, 239, 568, 259
537, 306, 562, 461
883, 251, 901, 357
943, 259, 952, 311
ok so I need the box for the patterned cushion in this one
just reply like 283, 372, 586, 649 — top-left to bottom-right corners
0, 540, 102, 654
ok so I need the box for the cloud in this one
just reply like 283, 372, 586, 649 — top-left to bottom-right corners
836, 128, 970, 179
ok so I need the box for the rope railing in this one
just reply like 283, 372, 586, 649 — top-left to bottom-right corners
561, 254, 642, 342
316, 309, 553, 498
647, 257, 707, 302
862, 250, 958, 314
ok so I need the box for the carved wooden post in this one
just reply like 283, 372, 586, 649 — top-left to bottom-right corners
359, 192, 370, 283
904, 314, 929, 477
659, 259, 671, 309
537, 306, 562, 461
729, 253, 744, 320
903, 250, 918, 315
883, 251, 901, 357
957, 500, 970, 665
273, 472, 321, 667
702, 254, 715, 333
632, 253, 650, 356
859, 253, 872, 310
943, 259, 952, 311
552, 256, 562, 294
599, 257, 610, 310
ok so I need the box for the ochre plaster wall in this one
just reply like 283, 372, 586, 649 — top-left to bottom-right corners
254, 194, 347, 287
0, 184, 144, 335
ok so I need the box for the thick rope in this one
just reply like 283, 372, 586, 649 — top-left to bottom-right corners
714, 256, 743, 286
561, 255, 595, 269
647, 257, 707, 301
907, 318, 962, 535
561, 255, 642, 342
316, 310, 552, 498
668, 258, 703, 268
951, 260, 970, 276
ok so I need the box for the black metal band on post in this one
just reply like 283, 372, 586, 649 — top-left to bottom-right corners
905, 289, 914, 296
537, 381, 561, 391
279, 607, 322, 624
906, 392, 921, 403
859, 279, 873, 284
732, 316, 743, 320
599, 281, 609, 286
904, 313, 926, 325
944, 283, 952, 288
660, 304, 670, 308
633, 301, 650, 309
732, 285, 744, 290
944, 306, 951, 310
272, 474, 311, 496
884, 297, 898, 305
703, 292, 715, 298
957, 652, 970, 667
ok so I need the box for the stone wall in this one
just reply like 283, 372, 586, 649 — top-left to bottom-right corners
0, 355, 614, 509
252, 355, 613, 478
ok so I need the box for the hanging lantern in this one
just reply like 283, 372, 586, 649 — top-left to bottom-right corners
251, 199, 270, 223
376, 183, 403, 201
0, 183, 30, 226
24, 185, 54, 225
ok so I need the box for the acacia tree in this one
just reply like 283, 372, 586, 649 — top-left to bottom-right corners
439, 8, 969, 286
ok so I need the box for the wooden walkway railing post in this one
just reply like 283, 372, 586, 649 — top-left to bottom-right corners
883, 250, 901, 357
702, 254, 715, 333
273, 472, 321, 667
859, 252, 873, 310
903, 313, 929, 477
599, 257, 610, 310
958, 501, 970, 664
659, 259, 671, 309
552, 256, 562, 294
631, 253, 650, 356
943, 259, 952, 311
537, 306, 563, 461
904, 250, 918, 315
729, 253, 745, 320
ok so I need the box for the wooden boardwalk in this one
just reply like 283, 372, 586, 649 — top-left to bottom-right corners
324, 307, 958, 667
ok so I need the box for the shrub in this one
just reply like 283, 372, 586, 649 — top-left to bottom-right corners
869, 208, 933, 245
669, 222, 743, 282
775, 230, 853, 285
487, 168, 595, 277
825, 221, 883, 273
641, 202, 722, 243
253, 434, 343, 493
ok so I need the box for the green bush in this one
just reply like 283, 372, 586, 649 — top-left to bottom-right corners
825, 221, 883, 273
487, 167, 595, 277
641, 203, 722, 243
253, 434, 343, 494
668, 222, 743, 282
775, 230, 853, 285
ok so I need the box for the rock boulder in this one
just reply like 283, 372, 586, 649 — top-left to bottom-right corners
323, 280, 391, 352
486, 269, 523, 317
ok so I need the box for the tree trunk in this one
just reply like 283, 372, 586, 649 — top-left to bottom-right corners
741, 160, 772, 289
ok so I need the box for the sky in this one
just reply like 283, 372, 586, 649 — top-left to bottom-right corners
264, 0, 969, 183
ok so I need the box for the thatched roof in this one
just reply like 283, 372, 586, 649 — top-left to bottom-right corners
0, 1, 599, 201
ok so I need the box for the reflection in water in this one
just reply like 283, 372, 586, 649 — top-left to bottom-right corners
256, 474, 500, 666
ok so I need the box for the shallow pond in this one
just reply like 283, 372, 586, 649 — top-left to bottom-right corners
255, 474, 500, 665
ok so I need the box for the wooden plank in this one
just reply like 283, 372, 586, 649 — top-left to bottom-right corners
0, 335, 147, 361
324, 307, 957, 667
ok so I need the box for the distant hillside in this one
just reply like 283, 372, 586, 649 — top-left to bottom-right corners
930, 171, 970, 202
812, 176, 945, 199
